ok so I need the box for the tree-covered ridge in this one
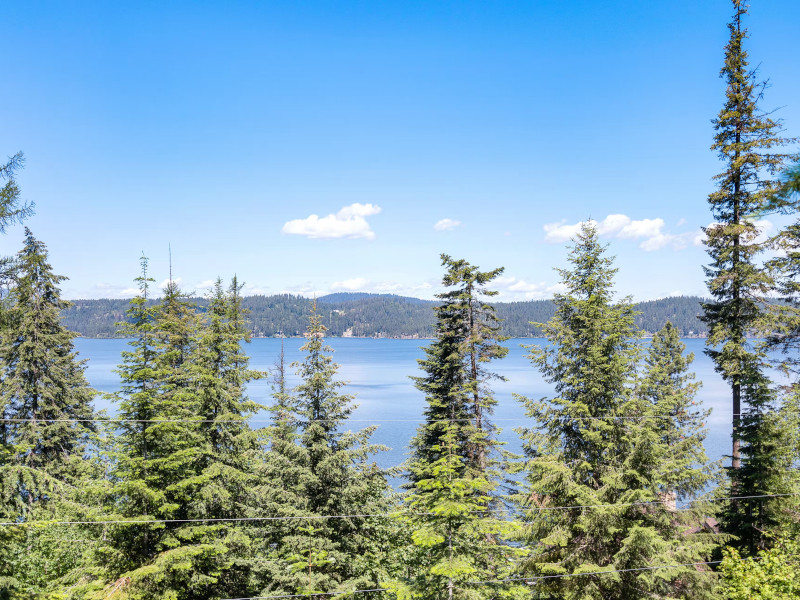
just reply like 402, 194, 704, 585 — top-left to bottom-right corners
61, 294, 711, 338
4, 0, 800, 595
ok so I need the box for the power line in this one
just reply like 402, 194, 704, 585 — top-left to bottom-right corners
223, 588, 387, 600
2, 411, 792, 424
0, 511, 412, 528
2, 492, 796, 528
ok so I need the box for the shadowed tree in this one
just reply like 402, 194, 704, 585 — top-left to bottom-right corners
387, 255, 525, 600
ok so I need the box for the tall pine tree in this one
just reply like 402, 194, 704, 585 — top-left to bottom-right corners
0, 230, 99, 598
0, 229, 95, 479
702, 0, 797, 553
191, 276, 265, 597
388, 255, 524, 600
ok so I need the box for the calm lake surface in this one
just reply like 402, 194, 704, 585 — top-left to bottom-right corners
74, 337, 733, 472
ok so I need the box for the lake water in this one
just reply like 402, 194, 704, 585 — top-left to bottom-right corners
75, 337, 735, 472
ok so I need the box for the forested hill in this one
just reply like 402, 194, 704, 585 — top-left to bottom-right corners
61, 293, 708, 338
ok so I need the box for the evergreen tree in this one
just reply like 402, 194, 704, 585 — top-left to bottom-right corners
0, 229, 95, 478
254, 306, 393, 598
100, 261, 227, 600
763, 163, 800, 378
387, 255, 524, 600
638, 323, 714, 504
0, 230, 98, 598
250, 337, 309, 592
702, 0, 797, 552
761, 164, 800, 540
191, 276, 265, 597
0, 152, 33, 235
517, 224, 715, 599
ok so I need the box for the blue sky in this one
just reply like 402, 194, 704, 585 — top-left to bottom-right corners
2, 0, 798, 301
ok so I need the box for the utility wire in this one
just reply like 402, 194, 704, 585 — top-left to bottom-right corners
223, 588, 387, 600
1, 411, 793, 424
1, 492, 796, 528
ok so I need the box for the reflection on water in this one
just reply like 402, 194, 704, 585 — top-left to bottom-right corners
74, 337, 735, 472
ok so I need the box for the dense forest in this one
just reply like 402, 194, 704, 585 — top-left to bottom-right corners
61, 293, 710, 338
2, 1, 800, 599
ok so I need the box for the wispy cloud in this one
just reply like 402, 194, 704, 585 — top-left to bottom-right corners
282, 203, 382, 239
493, 276, 566, 300
195, 279, 217, 291
325, 277, 437, 298
158, 277, 183, 289
434, 218, 462, 231
72, 282, 140, 299
543, 214, 707, 251
278, 283, 328, 297
331, 277, 370, 291
697, 218, 773, 247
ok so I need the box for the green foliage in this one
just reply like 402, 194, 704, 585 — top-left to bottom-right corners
764, 163, 800, 379
517, 224, 717, 599
0, 230, 103, 598
718, 537, 800, 599
0, 230, 96, 479
639, 322, 715, 498
702, 0, 798, 554
99, 261, 229, 599
0, 152, 34, 234
254, 305, 395, 597
391, 255, 525, 600
190, 276, 266, 596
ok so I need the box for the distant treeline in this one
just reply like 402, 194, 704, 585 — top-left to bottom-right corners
61, 292, 709, 338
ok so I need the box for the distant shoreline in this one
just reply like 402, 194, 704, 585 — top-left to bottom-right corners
76, 333, 712, 341
62, 293, 711, 340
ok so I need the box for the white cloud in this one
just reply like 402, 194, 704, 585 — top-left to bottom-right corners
695, 218, 773, 247
752, 219, 774, 244
544, 214, 710, 252
434, 218, 462, 231
375, 281, 404, 292
195, 279, 216, 291
337, 203, 382, 218
69, 282, 141, 299
332, 277, 369, 291
241, 283, 268, 295
618, 218, 664, 239
493, 276, 565, 300
278, 283, 327, 297
159, 277, 183, 289
544, 221, 585, 244
639, 231, 698, 252
595, 214, 629, 235
309, 277, 437, 299
282, 203, 382, 239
